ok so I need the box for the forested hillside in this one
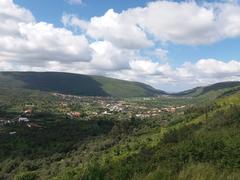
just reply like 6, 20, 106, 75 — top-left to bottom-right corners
175, 81, 240, 98
0, 72, 165, 97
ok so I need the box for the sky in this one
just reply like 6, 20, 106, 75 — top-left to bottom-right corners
0, 0, 240, 91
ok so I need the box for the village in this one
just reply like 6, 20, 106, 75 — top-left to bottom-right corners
0, 93, 187, 135
54, 93, 186, 119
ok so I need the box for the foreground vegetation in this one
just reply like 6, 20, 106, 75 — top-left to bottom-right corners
55, 93, 240, 180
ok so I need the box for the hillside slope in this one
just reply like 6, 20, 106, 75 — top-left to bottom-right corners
74, 91, 240, 180
174, 81, 240, 98
0, 72, 165, 97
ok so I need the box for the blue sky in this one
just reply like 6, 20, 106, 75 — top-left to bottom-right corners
15, 0, 150, 25
1, 0, 240, 91
167, 38, 240, 67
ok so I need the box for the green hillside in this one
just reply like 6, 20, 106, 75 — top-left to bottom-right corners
62, 91, 240, 180
92, 75, 164, 97
175, 81, 240, 98
0, 72, 165, 97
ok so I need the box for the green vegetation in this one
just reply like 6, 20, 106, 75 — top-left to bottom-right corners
64, 92, 240, 180
0, 72, 165, 97
93, 76, 165, 97
0, 74, 239, 179
175, 81, 240, 99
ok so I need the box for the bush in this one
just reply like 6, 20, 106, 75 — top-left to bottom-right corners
15, 172, 38, 180
177, 163, 240, 180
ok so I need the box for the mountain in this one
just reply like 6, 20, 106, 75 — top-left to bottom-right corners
1, 71, 239, 98
174, 81, 240, 98
0, 72, 165, 97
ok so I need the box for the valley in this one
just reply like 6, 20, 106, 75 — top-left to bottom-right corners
0, 72, 239, 180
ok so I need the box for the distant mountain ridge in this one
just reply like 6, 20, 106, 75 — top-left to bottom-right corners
0, 72, 239, 98
0, 72, 166, 97
174, 81, 240, 98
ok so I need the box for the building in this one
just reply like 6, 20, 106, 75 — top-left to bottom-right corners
170, 107, 176, 113
102, 111, 111, 115
67, 112, 81, 119
18, 117, 30, 122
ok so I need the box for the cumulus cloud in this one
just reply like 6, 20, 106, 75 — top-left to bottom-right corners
63, 1, 240, 45
1, 22, 92, 64
62, 9, 153, 49
0, 0, 35, 36
90, 41, 135, 70
0, 0, 92, 68
178, 59, 240, 79
129, 59, 171, 75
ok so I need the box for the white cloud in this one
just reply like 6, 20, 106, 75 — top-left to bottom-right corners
129, 59, 171, 75
65, 0, 82, 5
62, 9, 153, 49
0, 0, 35, 36
90, 41, 135, 70
0, 0, 34, 22
62, 14, 88, 29
134, 1, 217, 45
63, 1, 240, 45
103, 58, 240, 91
17, 22, 91, 63
178, 59, 240, 79
217, 3, 240, 38
0, 0, 92, 67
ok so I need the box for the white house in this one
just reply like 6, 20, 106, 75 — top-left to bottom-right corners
102, 111, 111, 115
18, 117, 30, 122
9, 131, 16, 135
